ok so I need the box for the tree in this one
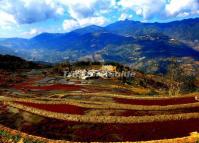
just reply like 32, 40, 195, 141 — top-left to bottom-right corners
52, 61, 71, 75
166, 58, 197, 96
166, 58, 182, 96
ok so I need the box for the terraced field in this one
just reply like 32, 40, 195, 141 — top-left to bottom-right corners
0, 75, 199, 142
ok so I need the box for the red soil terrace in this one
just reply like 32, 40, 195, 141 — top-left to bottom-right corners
114, 96, 198, 106
121, 107, 199, 116
1, 102, 199, 142
26, 84, 81, 91
15, 101, 87, 115
14, 83, 81, 91
11, 101, 199, 117
19, 117, 199, 142
0, 79, 5, 83
13, 76, 81, 92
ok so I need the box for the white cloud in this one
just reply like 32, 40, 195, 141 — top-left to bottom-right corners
118, 0, 199, 20
0, 0, 199, 34
60, 0, 110, 32
63, 16, 107, 31
59, 0, 115, 19
166, 0, 199, 17
118, 0, 166, 19
79, 16, 107, 27
177, 12, 190, 17
63, 19, 80, 32
0, 11, 17, 27
0, 0, 64, 24
23, 28, 42, 37
0, 0, 113, 31
29, 28, 40, 35
119, 13, 133, 21
60, 0, 96, 19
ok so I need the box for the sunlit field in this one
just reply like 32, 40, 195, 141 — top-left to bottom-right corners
0, 68, 199, 142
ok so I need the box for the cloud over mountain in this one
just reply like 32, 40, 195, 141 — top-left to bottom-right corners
0, 0, 198, 37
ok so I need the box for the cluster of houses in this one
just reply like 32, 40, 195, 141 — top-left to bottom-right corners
64, 65, 135, 80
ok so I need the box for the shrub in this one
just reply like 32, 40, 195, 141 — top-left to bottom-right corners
147, 89, 159, 96
0, 130, 21, 143
24, 138, 44, 143
12, 135, 20, 142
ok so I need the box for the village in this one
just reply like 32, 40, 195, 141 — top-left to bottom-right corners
64, 65, 135, 80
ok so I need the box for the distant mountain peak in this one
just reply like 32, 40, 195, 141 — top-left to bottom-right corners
73, 25, 105, 35
31, 32, 62, 41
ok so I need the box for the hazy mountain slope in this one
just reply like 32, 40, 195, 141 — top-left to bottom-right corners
0, 18, 198, 64
94, 34, 199, 63
106, 18, 199, 41
0, 45, 15, 55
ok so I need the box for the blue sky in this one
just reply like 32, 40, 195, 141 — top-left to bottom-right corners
0, 0, 198, 38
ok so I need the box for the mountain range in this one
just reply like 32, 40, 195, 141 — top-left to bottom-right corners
0, 18, 199, 72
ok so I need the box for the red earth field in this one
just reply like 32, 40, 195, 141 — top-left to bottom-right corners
12, 101, 199, 117
15, 101, 87, 114
114, 96, 197, 105
1, 103, 199, 142
1, 75, 199, 142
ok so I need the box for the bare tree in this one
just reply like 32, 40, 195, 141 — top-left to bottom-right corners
166, 58, 197, 96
